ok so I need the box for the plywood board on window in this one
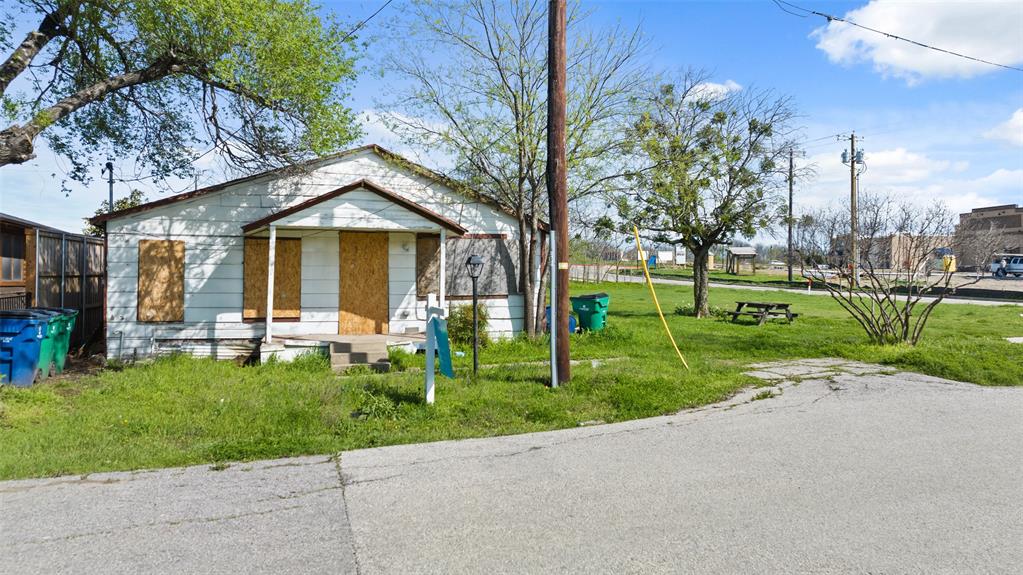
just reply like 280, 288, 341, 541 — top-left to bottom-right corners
137, 240, 184, 322
339, 232, 388, 334
243, 238, 301, 319
416, 234, 440, 297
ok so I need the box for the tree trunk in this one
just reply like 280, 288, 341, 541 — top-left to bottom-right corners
692, 247, 710, 318
517, 215, 536, 337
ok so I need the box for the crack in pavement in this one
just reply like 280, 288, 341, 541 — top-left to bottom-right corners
334, 455, 364, 575
1, 504, 307, 549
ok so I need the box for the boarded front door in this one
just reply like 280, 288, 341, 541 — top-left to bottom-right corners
339, 232, 389, 334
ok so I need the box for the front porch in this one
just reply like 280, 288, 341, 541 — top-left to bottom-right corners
240, 179, 466, 366
258, 333, 428, 371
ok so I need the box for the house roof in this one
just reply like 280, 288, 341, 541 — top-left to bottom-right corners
727, 246, 758, 256
0, 212, 69, 234
88, 144, 541, 229
240, 179, 467, 235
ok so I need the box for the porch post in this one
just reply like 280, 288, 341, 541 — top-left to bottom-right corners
265, 225, 277, 344
439, 228, 447, 312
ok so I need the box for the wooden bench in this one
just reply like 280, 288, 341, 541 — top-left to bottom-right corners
729, 301, 798, 325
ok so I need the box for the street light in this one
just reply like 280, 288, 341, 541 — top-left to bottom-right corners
465, 254, 484, 375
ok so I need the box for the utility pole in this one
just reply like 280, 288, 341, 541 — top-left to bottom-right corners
787, 148, 794, 283
840, 134, 866, 287
102, 160, 114, 212
546, 0, 570, 385
849, 133, 857, 287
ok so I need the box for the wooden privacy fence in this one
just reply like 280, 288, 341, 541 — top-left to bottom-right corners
30, 231, 105, 350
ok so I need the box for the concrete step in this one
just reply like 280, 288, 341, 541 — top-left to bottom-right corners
329, 341, 388, 354
332, 361, 391, 374
330, 351, 390, 366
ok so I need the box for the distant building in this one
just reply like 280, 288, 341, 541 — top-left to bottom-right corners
957, 204, 1023, 254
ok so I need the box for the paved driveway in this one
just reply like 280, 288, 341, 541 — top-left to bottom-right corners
3, 361, 1021, 574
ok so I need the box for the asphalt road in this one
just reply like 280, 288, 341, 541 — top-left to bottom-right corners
3, 361, 1021, 574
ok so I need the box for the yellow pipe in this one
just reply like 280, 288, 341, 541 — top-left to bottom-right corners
633, 226, 690, 370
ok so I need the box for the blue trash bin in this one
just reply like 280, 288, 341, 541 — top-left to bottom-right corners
0, 311, 49, 387
545, 305, 578, 333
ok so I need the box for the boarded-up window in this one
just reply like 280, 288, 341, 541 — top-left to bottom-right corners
416, 234, 440, 297
243, 238, 302, 319
137, 240, 185, 323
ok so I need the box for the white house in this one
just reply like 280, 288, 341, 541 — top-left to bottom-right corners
91, 145, 534, 363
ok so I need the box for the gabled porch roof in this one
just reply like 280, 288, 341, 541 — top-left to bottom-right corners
240, 179, 467, 235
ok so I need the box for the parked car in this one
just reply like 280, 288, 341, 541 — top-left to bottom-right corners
989, 254, 1023, 277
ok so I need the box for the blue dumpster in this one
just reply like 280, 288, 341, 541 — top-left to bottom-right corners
545, 306, 578, 333
0, 311, 49, 387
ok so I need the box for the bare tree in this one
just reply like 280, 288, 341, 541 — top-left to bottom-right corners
798, 196, 1004, 345
382, 0, 646, 336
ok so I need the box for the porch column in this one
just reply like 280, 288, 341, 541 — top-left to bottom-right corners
265, 225, 277, 344
439, 228, 447, 312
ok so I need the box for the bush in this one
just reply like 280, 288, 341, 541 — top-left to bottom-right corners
447, 303, 490, 347
674, 302, 731, 319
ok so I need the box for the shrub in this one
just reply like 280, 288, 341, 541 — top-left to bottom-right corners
447, 303, 490, 347
674, 302, 731, 319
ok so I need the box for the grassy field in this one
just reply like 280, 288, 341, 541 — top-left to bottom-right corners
622, 266, 812, 289
1, 281, 1020, 479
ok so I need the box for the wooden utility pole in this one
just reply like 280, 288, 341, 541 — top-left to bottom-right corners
787, 148, 794, 283
547, 0, 570, 385
849, 132, 858, 287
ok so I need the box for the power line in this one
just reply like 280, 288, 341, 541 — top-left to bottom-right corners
339, 0, 394, 43
773, 0, 1023, 73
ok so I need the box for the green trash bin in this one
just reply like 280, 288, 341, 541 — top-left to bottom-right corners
32, 308, 77, 374
570, 292, 610, 331
27, 309, 62, 380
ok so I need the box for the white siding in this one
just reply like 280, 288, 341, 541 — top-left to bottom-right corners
103, 148, 525, 358
276, 189, 441, 231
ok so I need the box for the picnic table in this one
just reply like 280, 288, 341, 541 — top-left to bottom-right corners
729, 301, 798, 325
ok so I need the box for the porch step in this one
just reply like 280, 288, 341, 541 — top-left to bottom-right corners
332, 361, 391, 373
329, 340, 390, 373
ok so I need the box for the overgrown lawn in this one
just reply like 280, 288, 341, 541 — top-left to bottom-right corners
1, 281, 1019, 479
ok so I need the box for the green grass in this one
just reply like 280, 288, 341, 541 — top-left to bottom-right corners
625, 266, 812, 289
1, 281, 1020, 480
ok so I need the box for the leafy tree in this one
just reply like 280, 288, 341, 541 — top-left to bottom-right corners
1, 0, 361, 187
615, 70, 796, 317
83, 188, 146, 236
384, 0, 645, 336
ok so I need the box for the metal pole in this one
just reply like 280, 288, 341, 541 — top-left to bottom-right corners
547, 0, 570, 384
104, 158, 114, 212
34, 228, 40, 305
60, 233, 66, 307
787, 148, 794, 283
548, 232, 558, 387
472, 277, 479, 376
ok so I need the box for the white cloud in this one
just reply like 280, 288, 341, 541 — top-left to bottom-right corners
812, 0, 1023, 84
692, 79, 742, 101
797, 147, 1019, 217
983, 108, 1023, 146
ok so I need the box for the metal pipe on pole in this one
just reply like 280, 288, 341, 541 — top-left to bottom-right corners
546, 0, 570, 385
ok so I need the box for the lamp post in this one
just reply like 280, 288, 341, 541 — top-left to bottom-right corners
465, 254, 484, 375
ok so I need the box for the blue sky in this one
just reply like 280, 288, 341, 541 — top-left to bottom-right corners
2, 0, 1021, 234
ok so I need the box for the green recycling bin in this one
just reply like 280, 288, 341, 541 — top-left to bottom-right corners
570, 292, 610, 332
32, 308, 78, 375
28, 309, 62, 380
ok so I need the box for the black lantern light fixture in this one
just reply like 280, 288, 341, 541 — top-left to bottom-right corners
465, 254, 484, 375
